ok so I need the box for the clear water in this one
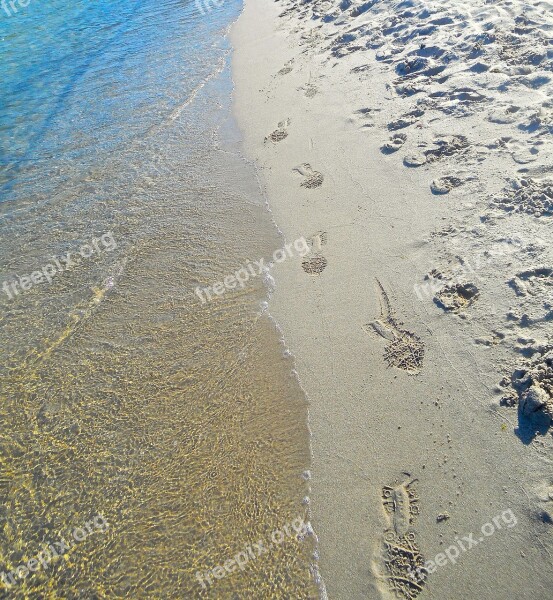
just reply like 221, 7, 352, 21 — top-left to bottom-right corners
0, 1, 315, 597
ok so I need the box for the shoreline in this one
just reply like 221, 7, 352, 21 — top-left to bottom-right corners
1, 2, 317, 596
231, 1, 553, 598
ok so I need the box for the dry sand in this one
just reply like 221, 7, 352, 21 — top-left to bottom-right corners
231, 1, 553, 598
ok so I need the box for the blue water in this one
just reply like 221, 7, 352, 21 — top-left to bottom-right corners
0, 0, 241, 196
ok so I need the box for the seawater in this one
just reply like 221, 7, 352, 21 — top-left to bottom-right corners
0, 1, 316, 597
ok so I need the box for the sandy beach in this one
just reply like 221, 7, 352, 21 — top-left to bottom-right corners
232, 1, 553, 598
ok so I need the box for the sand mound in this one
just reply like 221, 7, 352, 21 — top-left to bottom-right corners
502, 348, 553, 423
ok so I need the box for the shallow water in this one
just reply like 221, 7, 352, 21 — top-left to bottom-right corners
0, 1, 315, 597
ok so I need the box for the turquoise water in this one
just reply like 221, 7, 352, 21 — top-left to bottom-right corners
0, 1, 315, 598
0, 0, 240, 195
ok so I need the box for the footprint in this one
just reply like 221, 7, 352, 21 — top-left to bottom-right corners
430, 175, 463, 195
508, 267, 553, 321
434, 282, 479, 312
307, 231, 328, 250
303, 83, 318, 98
374, 476, 427, 600
277, 61, 294, 76
490, 136, 547, 165
294, 163, 324, 188
425, 135, 470, 162
364, 280, 425, 374
382, 133, 407, 154
518, 101, 553, 133
534, 480, 553, 524
388, 109, 425, 131
491, 177, 553, 217
404, 135, 470, 168
298, 28, 323, 50
350, 107, 382, 129
474, 330, 506, 347
382, 477, 421, 535
404, 153, 427, 167
265, 118, 291, 143
302, 254, 327, 275
509, 267, 553, 296
488, 105, 521, 124
428, 87, 488, 116
301, 232, 328, 275
351, 63, 372, 74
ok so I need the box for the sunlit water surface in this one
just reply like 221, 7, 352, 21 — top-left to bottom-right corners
0, 1, 315, 597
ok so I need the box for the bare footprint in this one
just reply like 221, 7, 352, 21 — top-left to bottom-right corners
294, 163, 324, 188
426, 135, 470, 162
265, 118, 291, 143
373, 476, 427, 600
364, 280, 425, 374
351, 63, 372, 74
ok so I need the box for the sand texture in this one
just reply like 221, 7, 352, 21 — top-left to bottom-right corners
232, 1, 553, 598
